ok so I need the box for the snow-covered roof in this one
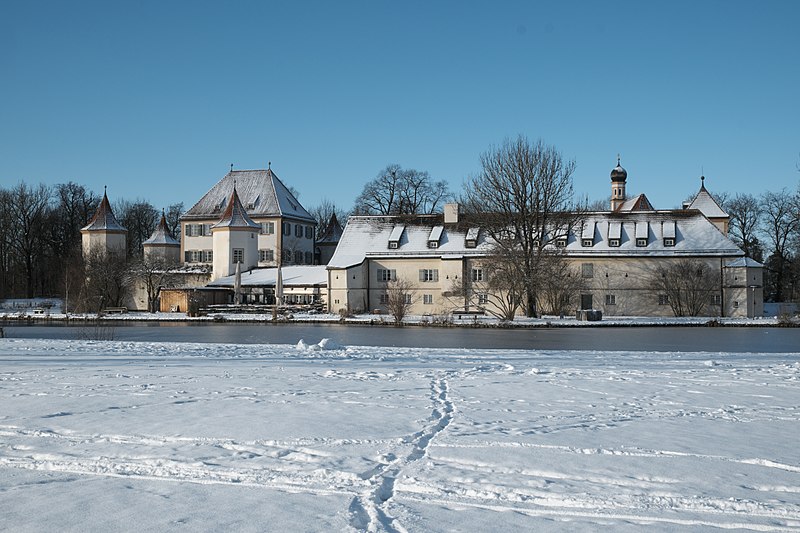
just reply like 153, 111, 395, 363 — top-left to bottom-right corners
81, 191, 126, 233
725, 257, 763, 268
616, 193, 654, 212
688, 180, 728, 219
328, 210, 744, 269
143, 212, 179, 246
182, 168, 314, 222
211, 187, 260, 230
208, 265, 327, 287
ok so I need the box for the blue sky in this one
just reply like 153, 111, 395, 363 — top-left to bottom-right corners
2, 1, 798, 214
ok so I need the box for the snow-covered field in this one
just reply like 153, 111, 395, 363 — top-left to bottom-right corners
1, 338, 799, 532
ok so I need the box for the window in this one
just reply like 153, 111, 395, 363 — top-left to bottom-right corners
712, 294, 722, 305
581, 263, 594, 278
404, 294, 412, 304
295, 224, 303, 237
556, 238, 567, 248
636, 238, 648, 247
471, 268, 484, 282
733, 300, 739, 308
477, 293, 488, 305
428, 240, 439, 248
305, 226, 313, 239
259, 249, 274, 262
465, 239, 477, 248
305, 251, 313, 264
283, 222, 291, 236
379, 294, 389, 304
419, 269, 439, 282
378, 268, 396, 282
664, 238, 675, 247
283, 249, 292, 263
658, 294, 669, 305
261, 222, 275, 235
423, 294, 433, 305
582, 239, 593, 247
388, 241, 399, 249
202, 224, 212, 236
295, 250, 303, 264
605, 294, 616, 305
232, 248, 244, 263
202, 250, 213, 262
609, 238, 621, 247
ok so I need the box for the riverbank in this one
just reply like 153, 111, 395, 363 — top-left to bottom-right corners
2, 309, 796, 328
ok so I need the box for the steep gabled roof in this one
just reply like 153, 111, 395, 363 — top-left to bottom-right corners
688, 178, 728, 219
81, 190, 127, 233
615, 193, 654, 212
317, 213, 344, 244
143, 212, 179, 246
182, 168, 315, 222
212, 187, 260, 230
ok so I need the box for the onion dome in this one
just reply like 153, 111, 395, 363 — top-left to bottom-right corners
610, 155, 627, 183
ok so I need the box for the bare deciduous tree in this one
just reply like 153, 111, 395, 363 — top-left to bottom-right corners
385, 277, 415, 325
463, 136, 582, 317
727, 193, 764, 261
353, 164, 450, 215
8, 182, 52, 298
116, 199, 158, 258
128, 257, 176, 312
308, 198, 347, 240
537, 259, 585, 316
649, 259, 720, 317
760, 189, 800, 301
165, 203, 184, 243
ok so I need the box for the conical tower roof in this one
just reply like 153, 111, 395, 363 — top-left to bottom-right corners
318, 213, 344, 244
212, 186, 260, 230
143, 211, 179, 246
81, 188, 126, 233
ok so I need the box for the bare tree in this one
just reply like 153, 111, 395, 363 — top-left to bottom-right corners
649, 259, 721, 317
760, 189, 800, 301
385, 277, 415, 325
353, 164, 450, 215
76, 247, 131, 312
116, 199, 158, 258
7, 182, 52, 298
537, 259, 585, 316
463, 136, 582, 317
165, 202, 184, 243
726, 193, 764, 261
128, 257, 176, 312
308, 198, 347, 240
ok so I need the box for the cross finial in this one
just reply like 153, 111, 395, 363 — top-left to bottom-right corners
617, 153, 621, 165
268, 161, 271, 170
230, 163, 234, 172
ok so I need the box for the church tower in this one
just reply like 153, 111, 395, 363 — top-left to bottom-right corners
610, 156, 628, 211
80, 187, 127, 258
210, 185, 260, 280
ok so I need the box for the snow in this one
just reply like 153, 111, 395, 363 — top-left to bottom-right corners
1, 338, 799, 531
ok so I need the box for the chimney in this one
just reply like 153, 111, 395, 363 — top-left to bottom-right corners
444, 203, 459, 224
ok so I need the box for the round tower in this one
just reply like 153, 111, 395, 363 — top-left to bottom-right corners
610, 155, 627, 211
80, 187, 127, 258
143, 210, 181, 265
210, 185, 260, 281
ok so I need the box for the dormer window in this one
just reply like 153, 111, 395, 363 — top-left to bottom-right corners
636, 238, 648, 247
388, 225, 405, 250
664, 238, 675, 247
465, 227, 479, 249
428, 226, 443, 249
556, 238, 567, 248
635, 222, 649, 247
581, 221, 595, 248
582, 239, 593, 247
662, 221, 676, 248
609, 238, 621, 247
